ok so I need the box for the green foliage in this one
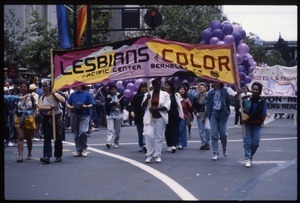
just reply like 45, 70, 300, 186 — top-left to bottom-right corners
4, 7, 60, 76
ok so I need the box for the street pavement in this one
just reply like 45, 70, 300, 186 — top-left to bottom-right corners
3, 112, 298, 201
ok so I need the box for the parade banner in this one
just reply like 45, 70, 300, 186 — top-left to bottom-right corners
249, 65, 297, 96
263, 95, 297, 113
52, 36, 237, 91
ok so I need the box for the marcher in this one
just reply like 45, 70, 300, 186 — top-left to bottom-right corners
193, 82, 211, 150
29, 83, 41, 139
241, 82, 267, 167
175, 85, 193, 150
14, 80, 37, 162
130, 82, 148, 152
142, 78, 170, 163
67, 85, 95, 157
105, 84, 125, 149
93, 85, 107, 127
233, 93, 242, 128
163, 80, 180, 153
38, 79, 66, 164
204, 81, 231, 160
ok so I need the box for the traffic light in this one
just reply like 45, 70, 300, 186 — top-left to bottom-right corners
144, 8, 162, 28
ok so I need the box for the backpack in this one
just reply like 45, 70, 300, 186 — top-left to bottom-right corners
243, 97, 267, 125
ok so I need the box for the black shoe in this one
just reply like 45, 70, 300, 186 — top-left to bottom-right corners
142, 145, 147, 154
55, 157, 62, 162
106, 143, 111, 149
200, 145, 206, 150
205, 144, 210, 150
40, 157, 50, 164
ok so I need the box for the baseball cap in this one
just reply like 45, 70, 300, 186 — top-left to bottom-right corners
29, 84, 37, 90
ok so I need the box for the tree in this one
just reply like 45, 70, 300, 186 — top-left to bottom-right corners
274, 35, 292, 66
4, 7, 60, 77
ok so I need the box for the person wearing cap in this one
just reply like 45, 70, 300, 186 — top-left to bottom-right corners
67, 85, 95, 157
204, 81, 231, 161
105, 84, 125, 149
38, 79, 66, 164
142, 77, 170, 163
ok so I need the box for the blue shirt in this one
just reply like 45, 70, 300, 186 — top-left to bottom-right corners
67, 90, 95, 116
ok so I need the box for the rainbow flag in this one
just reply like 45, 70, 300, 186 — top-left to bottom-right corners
76, 5, 87, 47
56, 5, 73, 49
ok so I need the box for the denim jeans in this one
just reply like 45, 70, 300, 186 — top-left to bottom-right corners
243, 123, 262, 160
71, 113, 89, 152
106, 116, 122, 145
136, 123, 145, 147
196, 112, 210, 146
210, 109, 228, 155
177, 118, 187, 148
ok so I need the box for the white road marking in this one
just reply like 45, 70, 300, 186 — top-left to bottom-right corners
62, 141, 198, 201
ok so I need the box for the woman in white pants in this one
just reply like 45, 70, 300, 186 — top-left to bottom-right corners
142, 78, 170, 163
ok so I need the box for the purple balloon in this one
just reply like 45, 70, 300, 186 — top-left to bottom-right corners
239, 72, 246, 80
238, 29, 246, 40
118, 87, 125, 94
201, 29, 213, 43
244, 76, 252, 84
240, 80, 246, 87
237, 43, 250, 55
123, 89, 132, 99
236, 54, 244, 65
222, 23, 233, 36
212, 29, 224, 40
232, 31, 242, 44
94, 83, 102, 89
223, 35, 234, 44
238, 65, 245, 72
248, 67, 254, 73
116, 80, 124, 89
210, 20, 221, 31
134, 78, 144, 89
209, 37, 220, 45
126, 83, 136, 92
248, 72, 254, 78
221, 20, 231, 26
200, 40, 207, 44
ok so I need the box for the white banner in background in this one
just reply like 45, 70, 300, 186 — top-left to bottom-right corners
248, 65, 297, 96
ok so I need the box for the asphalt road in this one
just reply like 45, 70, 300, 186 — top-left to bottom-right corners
3, 112, 298, 201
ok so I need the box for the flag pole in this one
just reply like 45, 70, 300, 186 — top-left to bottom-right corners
50, 48, 56, 141
232, 43, 246, 138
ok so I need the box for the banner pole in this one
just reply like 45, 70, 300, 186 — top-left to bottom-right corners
146, 79, 153, 125
232, 43, 246, 138
50, 49, 56, 141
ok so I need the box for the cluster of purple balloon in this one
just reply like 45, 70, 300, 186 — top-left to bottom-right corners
92, 78, 146, 105
200, 20, 257, 87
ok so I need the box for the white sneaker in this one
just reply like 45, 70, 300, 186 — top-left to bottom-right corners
8, 142, 14, 147
114, 144, 119, 148
171, 146, 176, 153
145, 156, 152, 163
155, 157, 161, 163
212, 154, 219, 161
82, 150, 88, 157
245, 160, 251, 167
167, 147, 172, 152
235, 125, 239, 128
